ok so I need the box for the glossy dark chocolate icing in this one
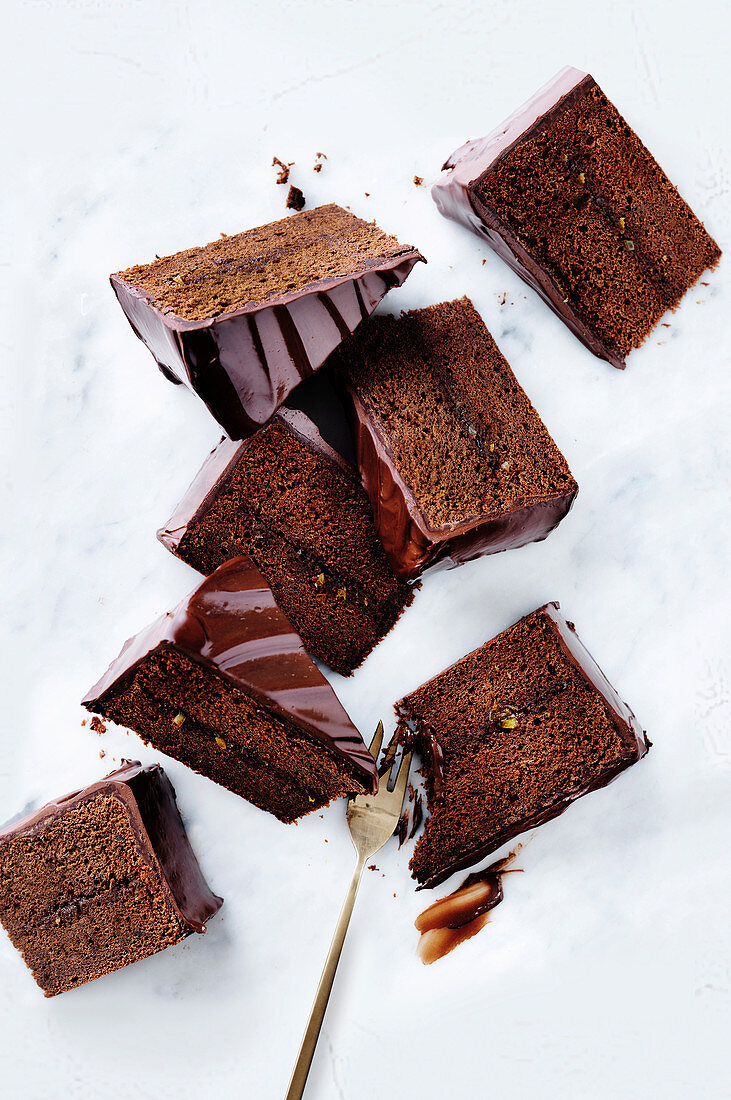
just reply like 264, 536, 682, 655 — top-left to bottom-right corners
431, 68, 626, 369
83, 557, 378, 791
157, 408, 355, 559
0, 761, 222, 933
112, 240, 424, 439
399, 603, 650, 889
347, 385, 577, 580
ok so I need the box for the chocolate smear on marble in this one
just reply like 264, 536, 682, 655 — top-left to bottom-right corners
415, 849, 521, 965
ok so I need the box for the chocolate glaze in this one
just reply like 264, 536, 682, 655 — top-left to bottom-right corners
157, 408, 355, 559
111, 248, 424, 439
431, 68, 627, 369
399, 603, 650, 889
83, 557, 378, 792
415, 852, 518, 964
347, 385, 577, 580
0, 761, 222, 934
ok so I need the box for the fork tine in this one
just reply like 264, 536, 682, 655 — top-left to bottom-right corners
368, 720, 384, 764
391, 750, 412, 809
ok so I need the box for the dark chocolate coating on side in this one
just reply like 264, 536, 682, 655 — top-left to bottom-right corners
83, 557, 378, 792
111, 251, 424, 439
0, 761, 222, 933
346, 386, 577, 580
431, 67, 627, 368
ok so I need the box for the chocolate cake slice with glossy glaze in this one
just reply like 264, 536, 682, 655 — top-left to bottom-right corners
336, 297, 577, 579
396, 603, 649, 889
433, 67, 720, 368
158, 408, 417, 676
111, 204, 424, 437
0, 761, 221, 996
83, 557, 378, 822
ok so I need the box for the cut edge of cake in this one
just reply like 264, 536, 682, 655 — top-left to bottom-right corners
432, 67, 721, 368
111, 204, 425, 327
339, 298, 579, 578
396, 602, 650, 889
157, 408, 419, 676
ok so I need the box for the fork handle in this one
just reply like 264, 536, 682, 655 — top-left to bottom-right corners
285, 854, 366, 1100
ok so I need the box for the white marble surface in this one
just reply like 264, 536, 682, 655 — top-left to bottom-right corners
1, 1, 730, 1097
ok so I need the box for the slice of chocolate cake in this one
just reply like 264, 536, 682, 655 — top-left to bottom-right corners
336, 297, 578, 579
0, 762, 221, 996
111, 204, 424, 437
83, 557, 378, 822
433, 67, 720, 368
158, 408, 417, 676
397, 603, 649, 889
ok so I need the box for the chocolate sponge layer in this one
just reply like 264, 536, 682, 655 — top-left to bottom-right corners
159, 409, 417, 676
397, 604, 649, 888
0, 762, 221, 996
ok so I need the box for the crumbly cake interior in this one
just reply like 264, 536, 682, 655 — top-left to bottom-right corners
399, 610, 640, 885
477, 82, 720, 360
0, 796, 186, 996
177, 418, 416, 676
117, 204, 411, 321
339, 298, 576, 529
95, 646, 367, 823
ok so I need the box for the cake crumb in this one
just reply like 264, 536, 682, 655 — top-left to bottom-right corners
482, 259, 486, 265
313, 152, 327, 172
99, 750, 106, 759
368, 864, 378, 872
89, 716, 107, 736
81, 719, 87, 726
286, 185, 306, 211
272, 156, 291, 185
413, 175, 424, 186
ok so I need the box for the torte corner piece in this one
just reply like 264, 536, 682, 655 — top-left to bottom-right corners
396, 602, 649, 889
432, 67, 720, 368
156, 404, 418, 677
83, 556, 378, 822
0, 761, 222, 996
111, 204, 425, 438
335, 296, 578, 579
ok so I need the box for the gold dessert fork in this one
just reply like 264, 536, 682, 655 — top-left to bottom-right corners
285, 721, 411, 1100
